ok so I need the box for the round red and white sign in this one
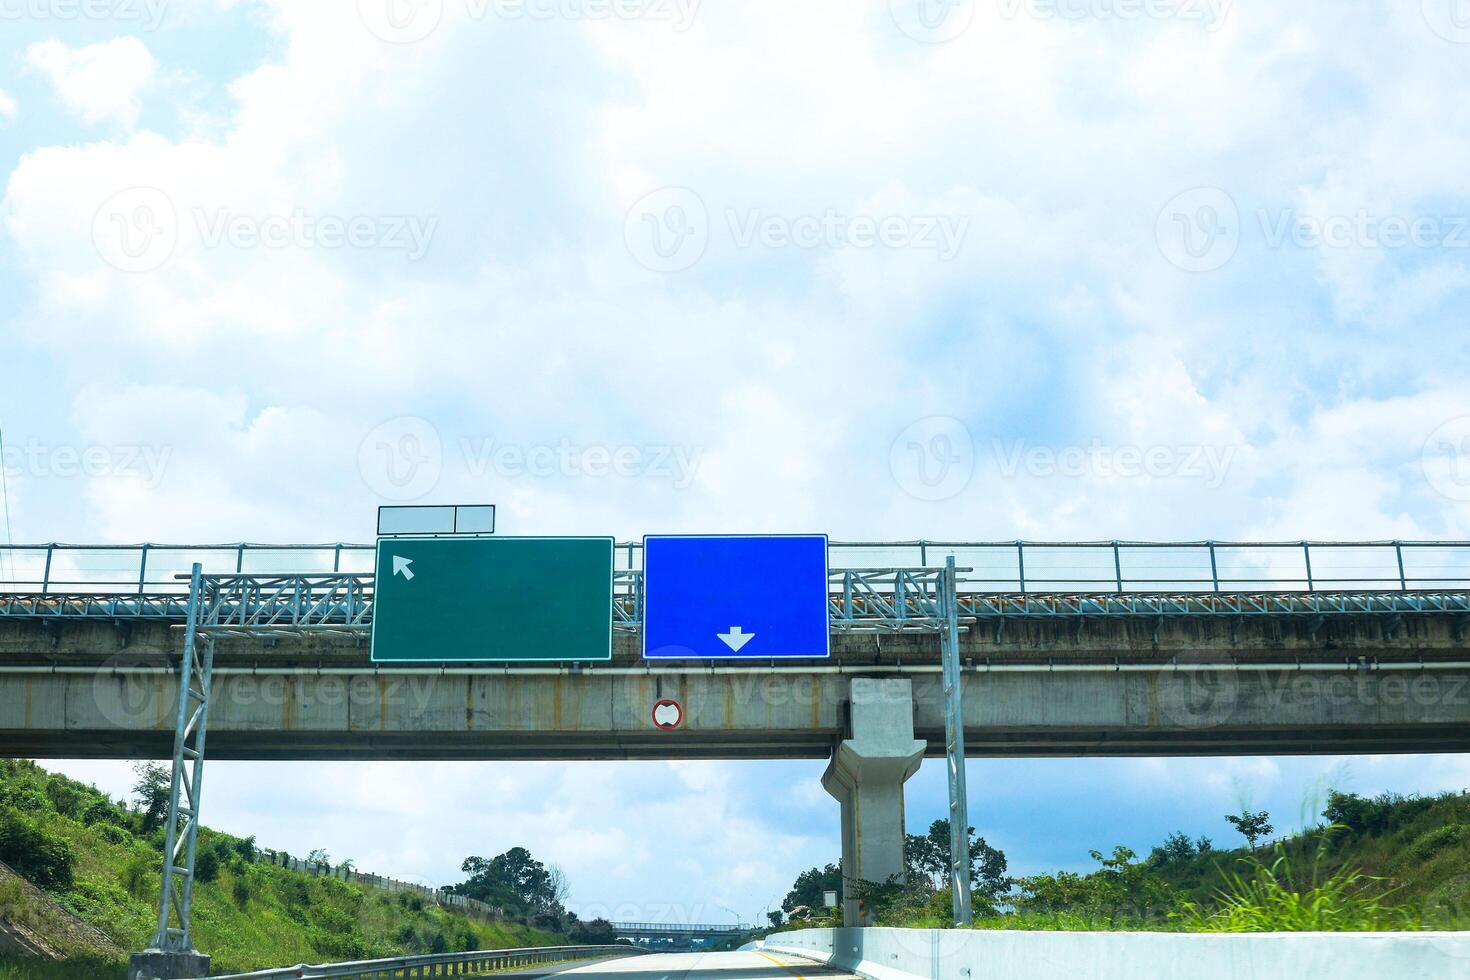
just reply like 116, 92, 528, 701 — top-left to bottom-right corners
651, 698, 683, 730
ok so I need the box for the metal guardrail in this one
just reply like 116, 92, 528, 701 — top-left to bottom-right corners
193, 943, 642, 980
3, 540, 1470, 595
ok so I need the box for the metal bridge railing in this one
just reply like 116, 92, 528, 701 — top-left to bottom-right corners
192, 943, 642, 980
4, 540, 1470, 597
7, 568, 1470, 635
611, 921, 758, 934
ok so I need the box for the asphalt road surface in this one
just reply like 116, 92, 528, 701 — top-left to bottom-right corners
537, 950, 862, 980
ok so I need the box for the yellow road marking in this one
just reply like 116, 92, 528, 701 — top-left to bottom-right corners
756, 950, 808, 980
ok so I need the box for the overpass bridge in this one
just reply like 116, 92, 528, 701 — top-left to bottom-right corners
610, 922, 759, 950
3, 538, 1470, 967
4, 539, 1470, 761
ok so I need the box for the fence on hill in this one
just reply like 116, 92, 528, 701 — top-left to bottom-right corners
258, 850, 508, 921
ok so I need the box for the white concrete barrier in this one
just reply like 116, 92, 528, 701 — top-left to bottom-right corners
761, 926, 1470, 980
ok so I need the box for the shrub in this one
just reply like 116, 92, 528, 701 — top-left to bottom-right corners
234, 835, 258, 863
96, 824, 130, 846
81, 798, 125, 827
43, 779, 87, 818
1324, 791, 1438, 838
0, 787, 47, 813
1403, 825, 1470, 866
194, 848, 221, 885
0, 807, 76, 890
122, 854, 156, 899
310, 904, 355, 934
276, 873, 311, 910
232, 874, 252, 908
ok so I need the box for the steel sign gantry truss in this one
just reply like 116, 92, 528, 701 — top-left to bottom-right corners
112, 564, 991, 941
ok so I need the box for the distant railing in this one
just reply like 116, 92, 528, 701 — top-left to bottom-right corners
3, 540, 1470, 596
196, 944, 641, 980
612, 921, 759, 934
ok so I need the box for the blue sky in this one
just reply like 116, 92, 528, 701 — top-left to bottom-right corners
2, 0, 1470, 923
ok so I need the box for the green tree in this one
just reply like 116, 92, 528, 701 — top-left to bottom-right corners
1226, 809, 1274, 849
905, 819, 1009, 903
1149, 831, 1211, 866
781, 863, 842, 913
1014, 845, 1175, 923
131, 761, 171, 833
570, 917, 617, 944
451, 847, 558, 915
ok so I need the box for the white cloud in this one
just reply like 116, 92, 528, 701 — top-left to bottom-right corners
45, 758, 828, 919
0, 89, 16, 126
25, 37, 158, 129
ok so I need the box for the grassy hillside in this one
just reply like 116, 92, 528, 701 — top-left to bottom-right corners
774, 787, 1470, 933
0, 760, 563, 975
1152, 789, 1470, 928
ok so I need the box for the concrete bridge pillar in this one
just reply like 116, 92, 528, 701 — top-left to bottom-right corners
822, 677, 926, 926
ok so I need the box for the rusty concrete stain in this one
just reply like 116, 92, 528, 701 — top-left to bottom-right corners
552, 678, 563, 731
283, 678, 297, 731
466, 679, 474, 732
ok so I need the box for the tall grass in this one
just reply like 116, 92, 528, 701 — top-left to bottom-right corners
0, 956, 126, 980
1176, 834, 1418, 932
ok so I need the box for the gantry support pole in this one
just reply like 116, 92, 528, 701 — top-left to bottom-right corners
132, 564, 214, 980
940, 556, 974, 925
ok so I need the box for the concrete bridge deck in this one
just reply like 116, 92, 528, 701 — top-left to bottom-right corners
4, 612, 1469, 761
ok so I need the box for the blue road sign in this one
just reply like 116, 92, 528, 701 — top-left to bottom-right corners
642, 534, 830, 660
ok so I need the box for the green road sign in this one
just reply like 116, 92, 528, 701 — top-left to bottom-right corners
370, 536, 614, 662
